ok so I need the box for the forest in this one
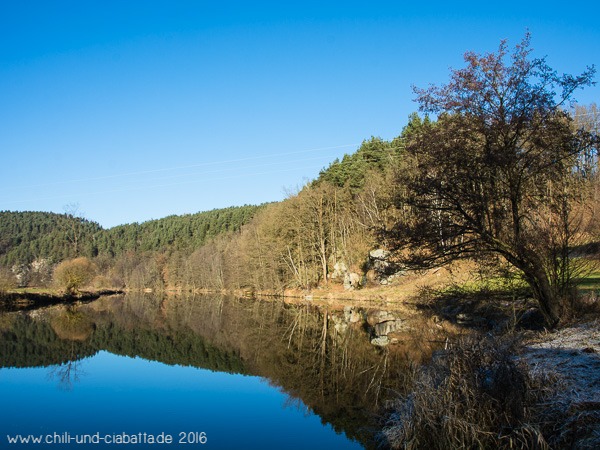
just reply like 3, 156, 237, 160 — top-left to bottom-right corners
1, 36, 599, 329
0, 204, 263, 289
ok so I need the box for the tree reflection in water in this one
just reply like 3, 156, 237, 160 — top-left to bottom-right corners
47, 306, 94, 390
47, 347, 84, 391
0, 294, 438, 448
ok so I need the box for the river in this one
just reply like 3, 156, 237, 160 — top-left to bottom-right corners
0, 294, 432, 449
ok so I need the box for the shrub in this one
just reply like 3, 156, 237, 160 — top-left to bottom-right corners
53, 257, 97, 293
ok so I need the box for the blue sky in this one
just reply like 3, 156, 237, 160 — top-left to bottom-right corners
1, 1, 598, 228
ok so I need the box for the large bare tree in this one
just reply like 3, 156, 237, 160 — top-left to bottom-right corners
386, 34, 597, 327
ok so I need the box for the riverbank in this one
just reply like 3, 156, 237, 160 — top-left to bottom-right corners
4, 281, 599, 448
378, 318, 600, 449
0, 289, 124, 311
149, 261, 481, 311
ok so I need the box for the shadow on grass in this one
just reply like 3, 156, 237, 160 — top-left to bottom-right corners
575, 273, 600, 293
413, 284, 546, 331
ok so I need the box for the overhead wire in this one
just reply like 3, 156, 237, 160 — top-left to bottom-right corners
6, 111, 597, 191
2, 164, 330, 205
1, 111, 597, 206
4, 143, 361, 192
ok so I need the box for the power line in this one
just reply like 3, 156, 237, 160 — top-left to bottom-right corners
4, 143, 360, 192
2, 164, 329, 205
2, 111, 596, 201
99, 154, 337, 187
11, 154, 336, 196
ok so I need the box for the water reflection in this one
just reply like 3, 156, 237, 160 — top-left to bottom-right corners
50, 307, 95, 342
0, 294, 435, 448
47, 351, 85, 390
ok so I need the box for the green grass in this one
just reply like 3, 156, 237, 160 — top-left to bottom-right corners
9, 287, 58, 295
575, 270, 600, 293
440, 274, 529, 297
447, 268, 600, 296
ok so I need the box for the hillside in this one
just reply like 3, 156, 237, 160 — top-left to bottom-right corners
0, 211, 102, 266
97, 204, 265, 256
0, 128, 407, 292
0, 204, 264, 269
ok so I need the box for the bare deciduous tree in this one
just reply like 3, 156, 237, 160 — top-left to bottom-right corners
385, 34, 597, 327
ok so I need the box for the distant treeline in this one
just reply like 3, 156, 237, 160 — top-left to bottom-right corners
0, 211, 103, 266
0, 205, 264, 287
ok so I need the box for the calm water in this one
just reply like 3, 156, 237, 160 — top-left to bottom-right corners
0, 294, 424, 449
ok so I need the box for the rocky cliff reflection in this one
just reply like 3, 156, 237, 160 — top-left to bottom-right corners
0, 294, 435, 448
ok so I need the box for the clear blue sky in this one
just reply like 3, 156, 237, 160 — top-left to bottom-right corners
1, 1, 598, 228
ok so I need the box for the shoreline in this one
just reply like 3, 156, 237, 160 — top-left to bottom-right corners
0, 289, 125, 311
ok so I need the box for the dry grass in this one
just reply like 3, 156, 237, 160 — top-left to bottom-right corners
522, 320, 600, 449
564, 289, 600, 322
379, 334, 561, 450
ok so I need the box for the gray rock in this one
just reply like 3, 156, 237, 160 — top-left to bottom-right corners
331, 262, 348, 279
368, 248, 404, 280
374, 319, 405, 336
334, 321, 348, 334
369, 249, 389, 260
343, 272, 362, 290
371, 336, 390, 346
343, 306, 363, 323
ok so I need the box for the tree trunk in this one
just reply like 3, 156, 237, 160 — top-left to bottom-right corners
502, 246, 565, 329
521, 265, 563, 329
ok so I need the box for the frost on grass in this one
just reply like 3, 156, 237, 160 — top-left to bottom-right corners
380, 323, 600, 449
522, 320, 600, 449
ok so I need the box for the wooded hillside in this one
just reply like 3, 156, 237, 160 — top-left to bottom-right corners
1, 38, 598, 328
0, 205, 264, 288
